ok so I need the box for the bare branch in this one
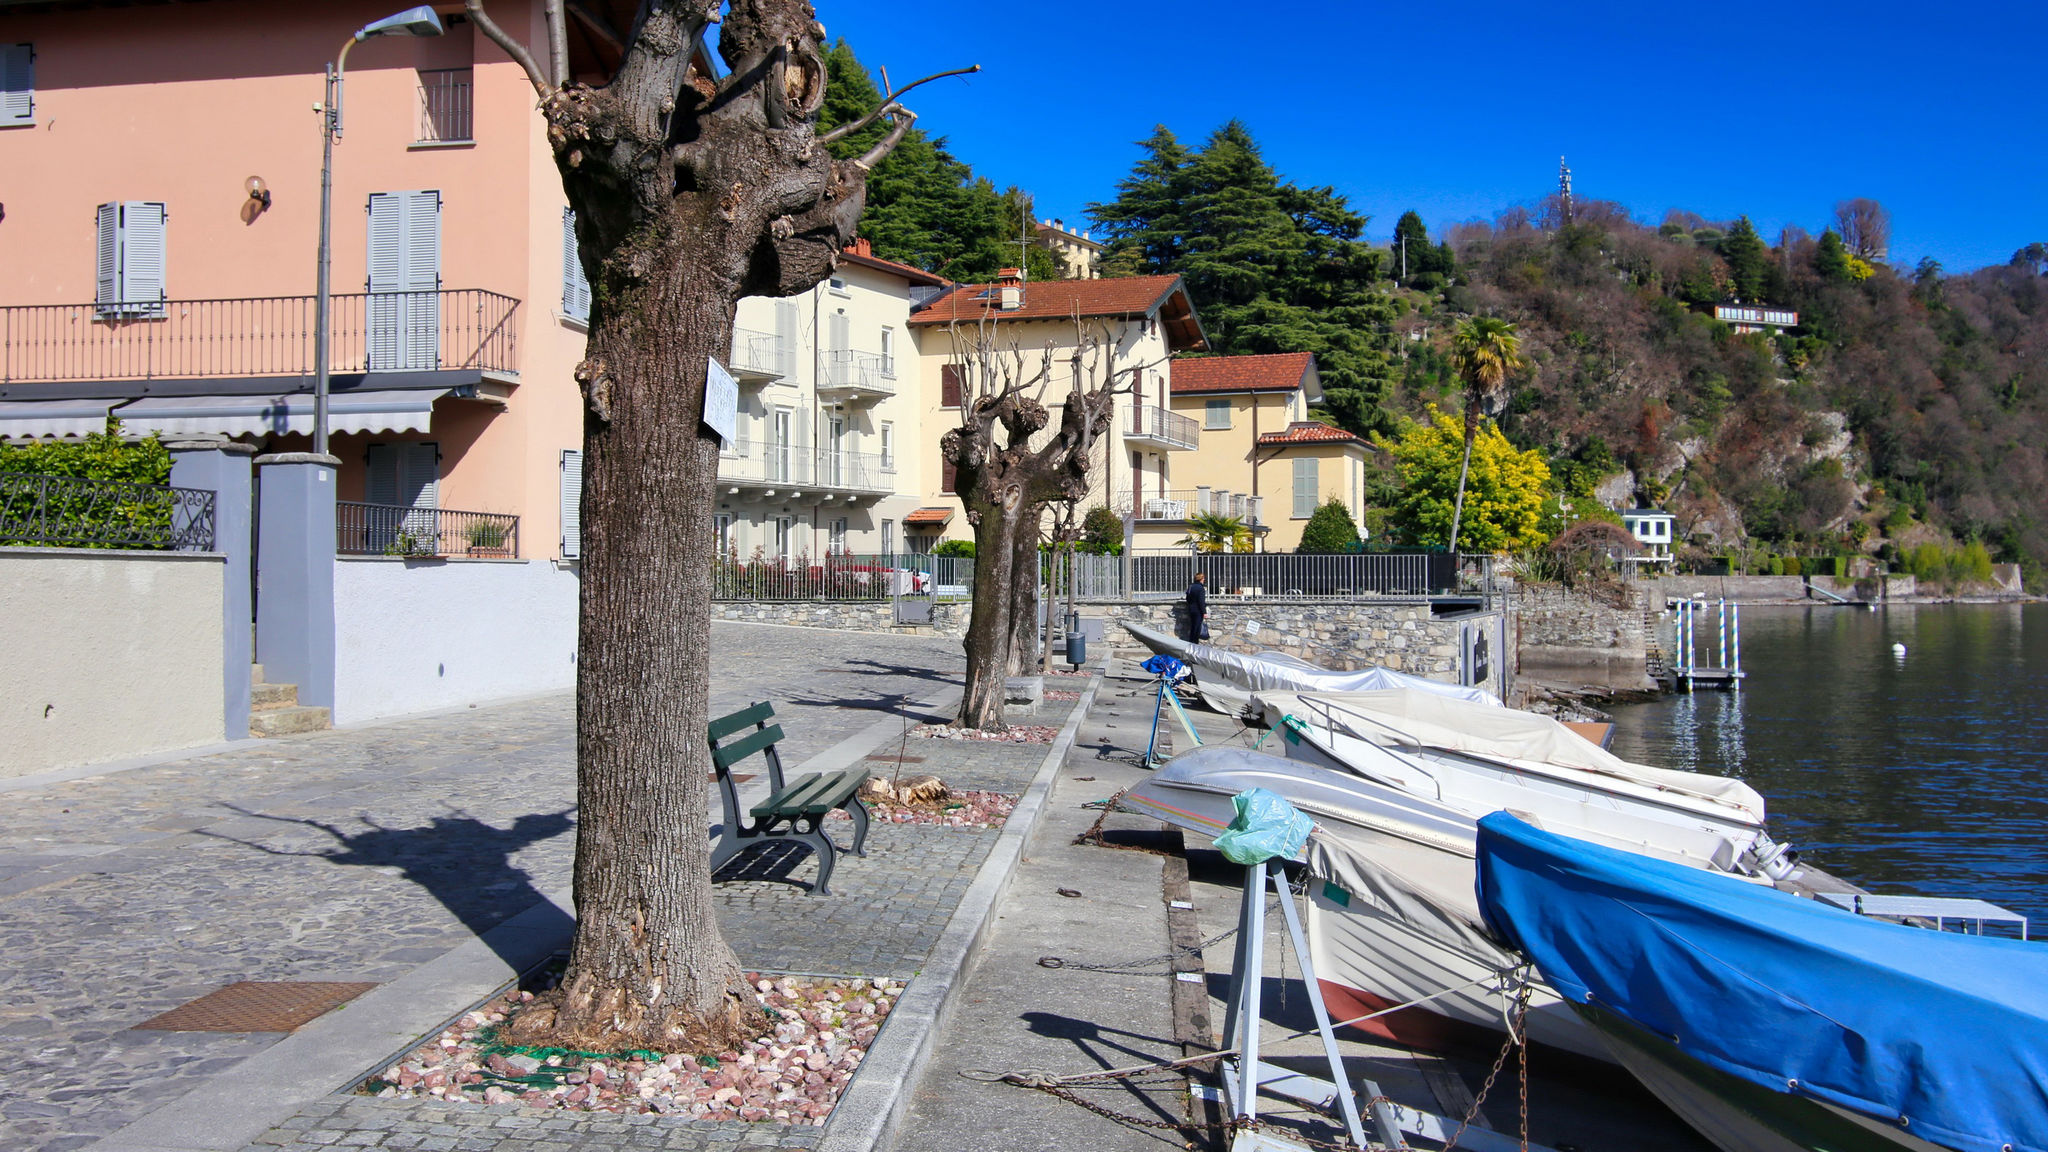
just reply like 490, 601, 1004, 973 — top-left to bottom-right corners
467, 0, 555, 98
545, 0, 567, 87
566, 0, 624, 54
852, 110, 916, 171
817, 65, 981, 145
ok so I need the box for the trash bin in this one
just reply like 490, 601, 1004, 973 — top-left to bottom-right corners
1066, 632, 1086, 668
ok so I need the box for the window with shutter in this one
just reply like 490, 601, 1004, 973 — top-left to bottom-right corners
941, 364, 963, 408
561, 207, 591, 322
560, 449, 584, 559
1292, 457, 1318, 519
94, 202, 168, 318
941, 458, 957, 494
367, 190, 441, 370
1204, 399, 1231, 429
1, 43, 33, 127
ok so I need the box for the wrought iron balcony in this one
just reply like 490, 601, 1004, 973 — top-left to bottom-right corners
336, 501, 519, 558
716, 438, 894, 497
0, 289, 520, 385
1115, 487, 1265, 525
728, 327, 793, 380
816, 348, 896, 401
1123, 403, 1198, 450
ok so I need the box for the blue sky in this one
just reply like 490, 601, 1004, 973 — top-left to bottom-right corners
810, 0, 2046, 272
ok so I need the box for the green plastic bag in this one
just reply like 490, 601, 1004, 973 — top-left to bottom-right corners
1213, 788, 1313, 865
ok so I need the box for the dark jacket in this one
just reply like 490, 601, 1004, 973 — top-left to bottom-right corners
1185, 579, 1207, 617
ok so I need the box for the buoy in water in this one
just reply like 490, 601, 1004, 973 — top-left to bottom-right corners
1892, 642, 1908, 657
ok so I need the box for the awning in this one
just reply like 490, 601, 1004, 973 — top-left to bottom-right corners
905, 506, 955, 527
0, 398, 118, 438
113, 389, 450, 437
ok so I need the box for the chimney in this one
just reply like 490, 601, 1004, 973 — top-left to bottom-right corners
850, 237, 873, 258
996, 267, 1023, 311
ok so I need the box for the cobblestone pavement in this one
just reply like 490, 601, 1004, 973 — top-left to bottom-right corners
247, 1098, 825, 1152
0, 623, 991, 1152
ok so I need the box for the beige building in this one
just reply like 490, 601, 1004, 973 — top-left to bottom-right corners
1034, 219, 1104, 280
903, 272, 1205, 548
714, 239, 949, 560
1251, 420, 1371, 552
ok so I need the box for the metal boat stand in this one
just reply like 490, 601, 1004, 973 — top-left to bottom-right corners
1216, 859, 1554, 1152
1140, 655, 1204, 767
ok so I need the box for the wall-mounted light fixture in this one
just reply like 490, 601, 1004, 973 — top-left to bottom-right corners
245, 176, 272, 211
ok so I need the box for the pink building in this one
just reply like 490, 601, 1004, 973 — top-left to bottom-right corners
0, 0, 596, 558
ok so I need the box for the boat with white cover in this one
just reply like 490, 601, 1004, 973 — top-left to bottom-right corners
1119, 619, 1500, 715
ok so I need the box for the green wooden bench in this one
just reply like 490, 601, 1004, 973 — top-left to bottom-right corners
707, 701, 870, 896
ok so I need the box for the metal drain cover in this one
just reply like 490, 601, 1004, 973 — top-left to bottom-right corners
135, 981, 377, 1033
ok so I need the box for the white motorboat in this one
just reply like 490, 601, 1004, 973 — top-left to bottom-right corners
1119, 619, 1500, 716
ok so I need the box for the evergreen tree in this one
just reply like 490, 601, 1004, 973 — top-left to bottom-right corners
1088, 121, 1401, 435
1390, 210, 1453, 285
1814, 228, 1854, 282
1720, 216, 1769, 302
1297, 497, 1362, 553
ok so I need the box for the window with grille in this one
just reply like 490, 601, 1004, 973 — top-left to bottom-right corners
417, 68, 473, 142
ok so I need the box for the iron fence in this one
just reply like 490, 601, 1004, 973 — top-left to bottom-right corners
417, 68, 473, 142
713, 552, 974, 601
1, 289, 520, 383
0, 470, 215, 550
337, 502, 519, 558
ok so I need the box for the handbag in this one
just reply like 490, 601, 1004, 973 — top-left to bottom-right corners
1199, 620, 1211, 640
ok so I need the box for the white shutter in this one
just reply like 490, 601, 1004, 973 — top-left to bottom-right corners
1292, 457, 1317, 519
774, 299, 799, 376
827, 310, 849, 353
561, 207, 591, 321
95, 203, 119, 310
366, 193, 404, 368
367, 190, 440, 369
1, 43, 33, 127
559, 449, 584, 559
120, 202, 166, 314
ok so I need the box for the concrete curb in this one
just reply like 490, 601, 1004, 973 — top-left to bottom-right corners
80, 682, 968, 1152
816, 670, 1105, 1152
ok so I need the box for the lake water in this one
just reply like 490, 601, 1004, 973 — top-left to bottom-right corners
1607, 602, 2048, 930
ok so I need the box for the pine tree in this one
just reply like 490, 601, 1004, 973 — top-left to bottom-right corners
1720, 216, 1769, 302
1814, 229, 1853, 282
1090, 126, 1193, 275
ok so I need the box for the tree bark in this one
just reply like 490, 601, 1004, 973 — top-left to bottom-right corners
1449, 405, 1477, 556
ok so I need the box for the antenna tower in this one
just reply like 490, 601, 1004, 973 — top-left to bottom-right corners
1558, 156, 1574, 224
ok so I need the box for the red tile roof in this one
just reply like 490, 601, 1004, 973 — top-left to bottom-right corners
840, 244, 951, 287
1171, 352, 1315, 395
904, 507, 955, 525
1257, 421, 1366, 447
909, 275, 1206, 352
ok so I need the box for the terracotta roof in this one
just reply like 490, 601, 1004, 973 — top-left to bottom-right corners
840, 242, 950, 288
904, 507, 955, 525
1172, 352, 1316, 395
1256, 421, 1365, 447
908, 275, 1207, 352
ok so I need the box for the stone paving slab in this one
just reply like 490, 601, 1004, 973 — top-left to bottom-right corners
0, 624, 969, 1152
242, 1098, 821, 1152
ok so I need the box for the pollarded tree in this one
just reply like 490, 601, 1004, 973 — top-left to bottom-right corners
939, 321, 1154, 728
465, 0, 970, 1053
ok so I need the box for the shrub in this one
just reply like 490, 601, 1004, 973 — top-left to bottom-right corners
1782, 556, 1803, 576
1297, 498, 1362, 554
933, 538, 976, 558
1078, 505, 1124, 555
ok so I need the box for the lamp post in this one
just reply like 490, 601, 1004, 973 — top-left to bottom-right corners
314, 6, 444, 456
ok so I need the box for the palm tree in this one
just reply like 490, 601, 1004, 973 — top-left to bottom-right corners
1447, 317, 1525, 553
1178, 511, 1250, 553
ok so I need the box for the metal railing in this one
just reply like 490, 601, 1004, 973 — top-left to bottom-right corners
1128, 550, 1457, 597
729, 327, 792, 378
0, 470, 215, 550
713, 552, 974, 601
819, 349, 896, 397
417, 68, 473, 142
1, 289, 520, 383
1115, 487, 1265, 525
337, 501, 519, 558
1124, 404, 1199, 449
715, 440, 893, 493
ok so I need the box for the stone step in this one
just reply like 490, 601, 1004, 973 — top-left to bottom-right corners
250, 704, 330, 738
251, 663, 266, 685
251, 680, 298, 710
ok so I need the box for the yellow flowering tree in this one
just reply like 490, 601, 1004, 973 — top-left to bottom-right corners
1384, 408, 1552, 552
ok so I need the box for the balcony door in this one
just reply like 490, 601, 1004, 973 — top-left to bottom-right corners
367, 190, 441, 371
824, 416, 845, 486
769, 408, 792, 482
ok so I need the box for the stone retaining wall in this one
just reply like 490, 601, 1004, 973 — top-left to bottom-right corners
1512, 582, 1653, 690
1642, 573, 1912, 602
713, 599, 968, 638
1110, 599, 1464, 677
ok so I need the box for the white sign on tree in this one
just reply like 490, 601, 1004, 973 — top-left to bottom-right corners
703, 358, 739, 446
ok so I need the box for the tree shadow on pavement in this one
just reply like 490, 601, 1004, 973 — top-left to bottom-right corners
1018, 1011, 1191, 1131
835, 657, 962, 685
200, 803, 575, 968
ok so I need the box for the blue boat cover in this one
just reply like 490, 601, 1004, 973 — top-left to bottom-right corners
1475, 812, 2048, 1152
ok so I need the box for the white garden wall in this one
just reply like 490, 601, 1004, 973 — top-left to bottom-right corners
333, 557, 578, 725
0, 547, 226, 777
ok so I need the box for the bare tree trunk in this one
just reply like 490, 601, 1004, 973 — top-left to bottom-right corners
961, 496, 1028, 728
1006, 522, 1040, 676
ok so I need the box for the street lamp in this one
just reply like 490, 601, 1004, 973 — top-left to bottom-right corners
313, 6, 443, 456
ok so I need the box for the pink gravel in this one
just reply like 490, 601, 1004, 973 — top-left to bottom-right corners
363, 975, 899, 1126
909, 723, 1058, 744
1043, 689, 1081, 702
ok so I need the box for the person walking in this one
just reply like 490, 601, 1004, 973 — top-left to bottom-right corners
1184, 571, 1208, 642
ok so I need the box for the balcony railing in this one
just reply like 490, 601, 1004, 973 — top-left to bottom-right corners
1116, 487, 1265, 525
0, 290, 521, 384
336, 502, 519, 557
417, 68, 474, 143
1124, 403, 1199, 450
729, 327, 792, 378
817, 348, 895, 399
716, 438, 893, 495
